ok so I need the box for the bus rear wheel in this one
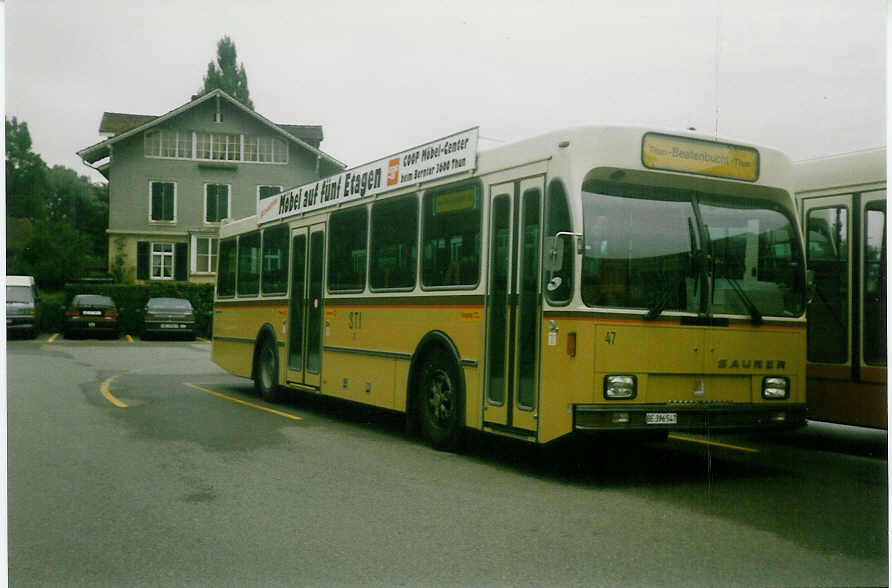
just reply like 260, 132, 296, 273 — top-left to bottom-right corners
254, 337, 283, 403
417, 349, 463, 451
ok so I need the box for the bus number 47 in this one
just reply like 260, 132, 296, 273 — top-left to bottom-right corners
604, 331, 617, 345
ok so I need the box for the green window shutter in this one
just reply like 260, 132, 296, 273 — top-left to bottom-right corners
137, 241, 150, 280
151, 184, 162, 220
219, 186, 229, 220
206, 185, 217, 222
163, 184, 174, 220
151, 183, 175, 221
174, 243, 188, 281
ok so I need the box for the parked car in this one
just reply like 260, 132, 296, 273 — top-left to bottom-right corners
141, 297, 196, 340
6, 275, 40, 339
64, 294, 120, 339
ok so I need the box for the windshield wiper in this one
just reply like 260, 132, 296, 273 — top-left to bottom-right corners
644, 298, 666, 321
725, 276, 763, 325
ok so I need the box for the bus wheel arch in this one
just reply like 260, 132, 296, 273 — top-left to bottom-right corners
408, 331, 466, 451
252, 324, 283, 403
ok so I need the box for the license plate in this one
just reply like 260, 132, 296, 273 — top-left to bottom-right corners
161, 323, 179, 329
88, 322, 96, 328
646, 412, 677, 425
82, 310, 102, 316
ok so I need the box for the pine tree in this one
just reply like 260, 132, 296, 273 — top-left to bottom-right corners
198, 35, 254, 110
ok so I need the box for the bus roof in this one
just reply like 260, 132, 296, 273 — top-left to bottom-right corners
794, 147, 886, 195
221, 124, 795, 237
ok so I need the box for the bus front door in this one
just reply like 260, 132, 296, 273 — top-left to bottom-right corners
287, 224, 326, 389
484, 177, 544, 435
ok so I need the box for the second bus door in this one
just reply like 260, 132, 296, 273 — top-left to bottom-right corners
484, 177, 544, 434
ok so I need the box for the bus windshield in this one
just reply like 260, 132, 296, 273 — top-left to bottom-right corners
580, 185, 805, 318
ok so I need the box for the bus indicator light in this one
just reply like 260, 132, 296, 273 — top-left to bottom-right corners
566, 332, 576, 358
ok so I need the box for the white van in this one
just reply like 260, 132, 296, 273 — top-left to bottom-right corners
6, 275, 40, 338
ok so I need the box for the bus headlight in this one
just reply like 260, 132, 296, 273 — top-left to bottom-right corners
762, 377, 790, 400
604, 375, 637, 400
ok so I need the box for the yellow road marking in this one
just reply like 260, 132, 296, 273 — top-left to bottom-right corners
126, 335, 134, 343
48, 333, 59, 343
100, 373, 128, 408
184, 383, 303, 422
668, 433, 759, 453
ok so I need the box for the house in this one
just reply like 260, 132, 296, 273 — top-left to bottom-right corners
76, 89, 344, 283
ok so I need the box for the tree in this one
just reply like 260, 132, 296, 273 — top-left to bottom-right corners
6, 116, 50, 220
6, 116, 111, 284
198, 35, 254, 109
18, 218, 92, 289
46, 166, 109, 263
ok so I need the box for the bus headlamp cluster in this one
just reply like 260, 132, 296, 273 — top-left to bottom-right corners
762, 377, 790, 400
604, 375, 637, 400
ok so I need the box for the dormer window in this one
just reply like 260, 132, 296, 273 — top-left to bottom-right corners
145, 130, 286, 164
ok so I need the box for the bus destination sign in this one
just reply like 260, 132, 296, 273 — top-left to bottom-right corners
258, 127, 479, 223
641, 132, 759, 182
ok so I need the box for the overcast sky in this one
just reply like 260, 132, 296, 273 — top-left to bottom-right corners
4, 0, 887, 184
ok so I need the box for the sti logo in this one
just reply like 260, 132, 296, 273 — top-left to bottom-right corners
387, 157, 400, 186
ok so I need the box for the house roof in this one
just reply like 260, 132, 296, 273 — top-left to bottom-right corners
98, 113, 325, 145
99, 113, 158, 136
77, 89, 343, 171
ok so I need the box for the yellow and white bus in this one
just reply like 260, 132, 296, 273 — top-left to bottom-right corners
794, 148, 886, 429
212, 125, 808, 449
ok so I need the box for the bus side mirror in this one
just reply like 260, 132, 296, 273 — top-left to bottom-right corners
544, 236, 564, 272
806, 269, 816, 304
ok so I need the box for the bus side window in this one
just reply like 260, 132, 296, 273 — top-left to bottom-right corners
217, 238, 237, 297
864, 199, 886, 366
328, 207, 368, 292
370, 195, 418, 290
261, 225, 289, 296
805, 205, 849, 363
237, 231, 261, 297
545, 181, 573, 304
421, 183, 481, 288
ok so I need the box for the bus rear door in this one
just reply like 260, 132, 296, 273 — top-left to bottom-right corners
287, 223, 326, 388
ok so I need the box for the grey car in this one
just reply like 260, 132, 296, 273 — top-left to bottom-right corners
142, 297, 196, 340
6, 277, 40, 338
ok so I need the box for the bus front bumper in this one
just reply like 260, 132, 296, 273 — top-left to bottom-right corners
573, 403, 807, 432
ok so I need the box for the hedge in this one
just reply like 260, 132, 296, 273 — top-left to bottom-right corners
40, 283, 216, 336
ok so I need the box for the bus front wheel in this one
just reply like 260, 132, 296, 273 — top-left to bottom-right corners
254, 337, 283, 403
417, 349, 463, 451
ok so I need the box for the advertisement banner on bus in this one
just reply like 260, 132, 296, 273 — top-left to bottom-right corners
258, 127, 479, 223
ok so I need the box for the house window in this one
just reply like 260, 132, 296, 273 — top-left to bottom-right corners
205, 184, 230, 223
162, 132, 177, 157
177, 132, 193, 158
245, 136, 258, 161
145, 131, 161, 157
255, 137, 287, 163
150, 181, 176, 222
196, 132, 211, 159
151, 243, 174, 279
258, 185, 283, 200
145, 130, 192, 158
193, 236, 218, 274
